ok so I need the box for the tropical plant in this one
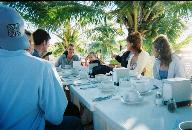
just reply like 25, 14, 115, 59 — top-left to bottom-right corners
85, 20, 125, 61
172, 34, 192, 51
2, 1, 107, 56
3, 1, 192, 56
92, 1, 192, 53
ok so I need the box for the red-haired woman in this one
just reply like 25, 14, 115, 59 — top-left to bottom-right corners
126, 32, 152, 76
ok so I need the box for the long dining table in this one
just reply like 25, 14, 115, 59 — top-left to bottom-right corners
56, 67, 192, 130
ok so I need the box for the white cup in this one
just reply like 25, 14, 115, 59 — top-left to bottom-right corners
179, 121, 192, 130
123, 90, 140, 102
134, 80, 149, 93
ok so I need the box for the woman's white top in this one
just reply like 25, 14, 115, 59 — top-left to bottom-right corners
127, 50, 153, 77
153, 53, 186, 79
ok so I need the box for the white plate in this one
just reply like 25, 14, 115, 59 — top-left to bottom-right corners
120, 97, 143, 104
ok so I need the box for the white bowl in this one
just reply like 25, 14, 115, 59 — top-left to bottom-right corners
179, 121, 192, 130
101, 81, 114, 88
100, 81, 115, 92
95, 74, 105, 82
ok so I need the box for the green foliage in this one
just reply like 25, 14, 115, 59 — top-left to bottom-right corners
86, 24, 123, 61
48, 42, 64, 57
109, 59, 120, 65
3, 1, 106, 32
95, 1, 192, 53
3, 1, 192, 58
172, 34, 192, 51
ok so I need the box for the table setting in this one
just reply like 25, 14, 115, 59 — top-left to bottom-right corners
55, 66, 192, 130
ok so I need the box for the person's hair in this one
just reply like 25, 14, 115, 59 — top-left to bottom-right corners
68, 43, 74, 48
126, 32, 142, 53
64, 45, 67, 49
32, 29, 51, 45
25, 29, 31, 37
88, 51, 97, 58
87, 51, 105, 64
153, 35, 172, 66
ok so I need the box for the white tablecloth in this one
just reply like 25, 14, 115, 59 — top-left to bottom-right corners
93, 91, 192, 130
56, 68, 192, 130
70, 83, 101, 111
70, 83, 192, 130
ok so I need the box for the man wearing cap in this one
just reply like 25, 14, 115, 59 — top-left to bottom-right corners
0, 5, 83, 130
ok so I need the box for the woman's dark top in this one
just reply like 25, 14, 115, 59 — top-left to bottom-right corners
89, 60, 101, 65
90, 60, 112, 76
115, 51, 131, 68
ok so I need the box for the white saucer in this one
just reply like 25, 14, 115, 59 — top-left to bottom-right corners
120, 96, 143, 104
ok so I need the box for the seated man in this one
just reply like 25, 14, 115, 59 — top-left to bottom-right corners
55, 44, 80, 68
0, 5, 83, 130
32, 28, 51, 58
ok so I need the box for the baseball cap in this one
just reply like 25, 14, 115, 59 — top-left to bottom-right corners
0, 5, 29, 51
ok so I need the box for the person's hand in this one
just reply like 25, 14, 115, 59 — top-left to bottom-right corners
111, 52, 116, 59
85, 56, 89, 63
85, 56, 89, 66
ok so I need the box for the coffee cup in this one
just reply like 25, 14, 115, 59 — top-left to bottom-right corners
134, 80, 149, 93
122, 90, 140, 102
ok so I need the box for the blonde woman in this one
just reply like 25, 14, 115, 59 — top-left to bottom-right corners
152, 35, 186, 79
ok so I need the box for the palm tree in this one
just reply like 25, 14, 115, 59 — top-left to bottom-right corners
4, 1, 192, 55
3, 1, 107, 56
92, 1, 192, 52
